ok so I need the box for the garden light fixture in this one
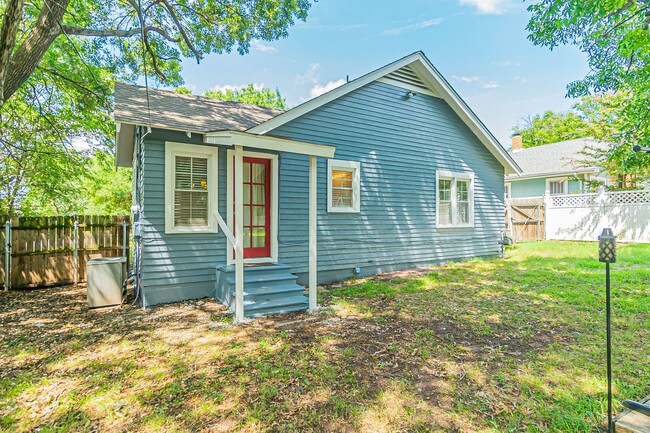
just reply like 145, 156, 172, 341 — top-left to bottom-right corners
632, 145, 650, 154
598, 227, 616, 433
599, 228, 617, 264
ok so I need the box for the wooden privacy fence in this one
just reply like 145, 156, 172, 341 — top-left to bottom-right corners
505, 198, 545, 242
1, 215, 130, 290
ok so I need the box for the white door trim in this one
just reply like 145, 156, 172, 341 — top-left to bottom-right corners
226, 150, 279, 265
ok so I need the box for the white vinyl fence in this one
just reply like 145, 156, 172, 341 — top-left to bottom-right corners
545, 189, 650, 243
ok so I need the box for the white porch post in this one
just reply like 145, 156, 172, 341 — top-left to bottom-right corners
308, 155, 318, 311
234, 145, 245, 322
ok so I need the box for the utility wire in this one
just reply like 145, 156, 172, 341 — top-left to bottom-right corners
136, 0, 153, 128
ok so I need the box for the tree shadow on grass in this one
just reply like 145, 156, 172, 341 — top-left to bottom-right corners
1, 243, 648, 432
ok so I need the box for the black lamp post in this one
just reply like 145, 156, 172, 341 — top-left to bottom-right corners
598, 228, 616, 433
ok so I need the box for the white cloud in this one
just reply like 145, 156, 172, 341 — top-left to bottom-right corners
452, 75, 499, 88
211, 83, 264, 93
383, 18, 443, 36
492, 59, 521, 67
459, 0, 508, 14
295, 64, 346, 100
250, 40, 278, 53
341, 23, 369, 31
452, 75, 481, 83
296, 63, 321, 85
513, 75, 530, 84
309, 79, 346, 98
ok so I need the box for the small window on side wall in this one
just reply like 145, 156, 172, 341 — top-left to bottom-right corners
436, 170, 474, 228
546, 178, 567, 195
327, 159, 361, 213
165, 142, 218, 234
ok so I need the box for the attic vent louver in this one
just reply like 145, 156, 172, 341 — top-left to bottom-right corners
384, 65, 431, 94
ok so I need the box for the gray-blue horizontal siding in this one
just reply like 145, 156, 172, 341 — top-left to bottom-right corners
273, 81, 505, 276
140, 129, 227, 305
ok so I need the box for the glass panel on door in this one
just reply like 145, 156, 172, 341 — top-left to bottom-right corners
234, 156, 271, 258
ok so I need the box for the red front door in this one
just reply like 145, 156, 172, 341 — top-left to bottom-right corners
233, 156, 272, 259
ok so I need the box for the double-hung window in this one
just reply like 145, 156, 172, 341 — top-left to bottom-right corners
327, 159, 361, 213
165, 142, 218, 234
546, 178, 567, 195
436, 170, 474, 228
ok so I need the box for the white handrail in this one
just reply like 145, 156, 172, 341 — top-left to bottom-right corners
214, 210, 236, 246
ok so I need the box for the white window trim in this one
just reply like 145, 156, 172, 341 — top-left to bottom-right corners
546, 177, 568, 195
435, 170, 475, 229
165, 141, 218, 234
505, 182, 512, 200
226, 150, 279, 265
327, 159, 361, 213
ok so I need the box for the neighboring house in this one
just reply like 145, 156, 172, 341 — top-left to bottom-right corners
505, 136, 609, 199
505, 135, 608, 198
114, 51, 520, 320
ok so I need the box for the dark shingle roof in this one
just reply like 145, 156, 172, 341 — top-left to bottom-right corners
113, 82, 283, 133
506, 138, 608, 179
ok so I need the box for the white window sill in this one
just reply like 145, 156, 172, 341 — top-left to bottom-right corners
328, 207, 360, 214
165, 226, 218, 234
436, 224, 474, 229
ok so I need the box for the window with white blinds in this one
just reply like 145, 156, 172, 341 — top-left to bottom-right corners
436, 171, 474, 228
165, 142, 218, 234
174, 156, 208, 227
327, 159, 361, 213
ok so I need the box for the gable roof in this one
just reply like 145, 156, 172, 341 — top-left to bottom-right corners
506, 138, 607, 180
248, 51, 520, 175
114, 82, 283, 133
114, 52, 520, 174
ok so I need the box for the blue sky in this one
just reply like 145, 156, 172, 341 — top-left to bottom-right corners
178, 0, 589, 147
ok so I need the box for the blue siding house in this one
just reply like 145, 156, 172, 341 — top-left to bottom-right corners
114, 52, 520, 321
505, 136, 609, 199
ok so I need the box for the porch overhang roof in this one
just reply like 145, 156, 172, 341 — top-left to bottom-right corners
505, 169, 595, 181
204, 130, 336, 158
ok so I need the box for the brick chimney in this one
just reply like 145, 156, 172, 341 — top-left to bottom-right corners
511, 134, 523, 153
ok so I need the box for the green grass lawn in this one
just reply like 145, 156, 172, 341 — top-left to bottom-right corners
0, 241, 648, 432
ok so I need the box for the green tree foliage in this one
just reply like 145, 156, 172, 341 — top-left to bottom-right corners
513, 94, 649, 181
78, 151, 133, 215
526, 0, 650, 174
204, 84, 288, 110
513, 110, 594, 148
0, 0, 311, 216
575, 93, 649, 180
173, 86, 193, 95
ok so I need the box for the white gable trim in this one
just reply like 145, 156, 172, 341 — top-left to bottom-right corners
247, 53, 422, 135
408, 59, 519, 175
247, 51, 521, 175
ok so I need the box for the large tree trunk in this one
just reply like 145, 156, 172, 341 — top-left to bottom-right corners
1, 0, 69, 108
0, 0, 24, 108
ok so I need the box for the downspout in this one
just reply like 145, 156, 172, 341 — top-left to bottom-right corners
132, 125, 150, 308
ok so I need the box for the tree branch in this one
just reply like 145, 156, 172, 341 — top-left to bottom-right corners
129, 0, 167, 80
160, 0, 202, 61
61, 25, 180, 43
37, 65, 105, 100
603, 4, 650, 37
